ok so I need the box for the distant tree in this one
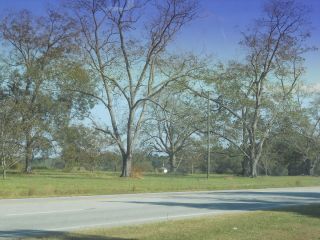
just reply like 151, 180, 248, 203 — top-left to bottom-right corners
143, 93, 198, 172
177, 140, 206, 174
280, 105, 320, 175
59, 125, 113, 171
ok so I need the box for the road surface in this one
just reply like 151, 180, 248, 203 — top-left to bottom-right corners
0, 187, 319, 239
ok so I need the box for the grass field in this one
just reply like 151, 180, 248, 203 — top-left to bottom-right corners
0, 170, 319, 198
25, 204, 320, 240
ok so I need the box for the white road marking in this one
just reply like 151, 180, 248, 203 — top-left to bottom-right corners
6, 209, 86, 217
49, 211, 229, 231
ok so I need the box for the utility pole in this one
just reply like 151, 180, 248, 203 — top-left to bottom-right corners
207, 91, 210, 179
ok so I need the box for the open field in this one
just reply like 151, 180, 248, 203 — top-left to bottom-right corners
23, 204, 320, 240
0, 170, 319, 198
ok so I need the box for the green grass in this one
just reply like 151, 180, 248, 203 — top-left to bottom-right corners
26, 204, 320, 240
0, 169, 319, 198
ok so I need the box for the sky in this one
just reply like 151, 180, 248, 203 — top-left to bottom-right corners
175, 0, 320, 86
0, 0, 318, 84
0, 0, 319, 120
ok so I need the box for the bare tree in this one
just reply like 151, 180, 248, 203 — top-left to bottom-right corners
186, 0, 312, 177
143, 93, 197, 172
69, 0, 199, 177
234, 0, 310, 177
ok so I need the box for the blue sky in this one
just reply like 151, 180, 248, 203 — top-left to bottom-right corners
1, 0, 318, 86
1, 0, 318, 124
174, 0, 320, 86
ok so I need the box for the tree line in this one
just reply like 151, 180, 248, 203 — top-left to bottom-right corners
0, 0, 319, 179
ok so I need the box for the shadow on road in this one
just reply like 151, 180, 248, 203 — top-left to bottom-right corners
208, 191, 320, 199
0, 230, 136, 240
106, 191, 320, 219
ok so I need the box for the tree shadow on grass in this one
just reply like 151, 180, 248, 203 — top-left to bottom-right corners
271, 204, 320, 219
0, 229, 136, 240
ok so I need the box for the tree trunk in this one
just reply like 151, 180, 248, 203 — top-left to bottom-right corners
120, 153, 132, 177
241, 156, 250, 176
120, 109, 135, 178
191, 160, 194, 175
310, 155, 319, 176
302, 155, 311, 175
169, 153, 176, 173
264, 158, 269, 176
250, 158, 258, 178
24, 141, 33, 173
2, 158, 6, 180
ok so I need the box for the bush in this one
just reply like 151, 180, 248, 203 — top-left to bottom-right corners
131, 167, 144, 179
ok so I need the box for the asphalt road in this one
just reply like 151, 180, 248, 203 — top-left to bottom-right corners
0, 186, 319, 239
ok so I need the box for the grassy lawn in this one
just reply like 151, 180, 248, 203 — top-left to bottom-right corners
0, 169, 319, 198
25, 204, 320, 240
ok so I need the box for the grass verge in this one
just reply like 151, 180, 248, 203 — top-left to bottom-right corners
0, 169, 319, 198
25, 204, 320, 240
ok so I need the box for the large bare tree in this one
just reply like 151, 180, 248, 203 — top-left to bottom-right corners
186, 0, 312, 177
69, 0, 200, 177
